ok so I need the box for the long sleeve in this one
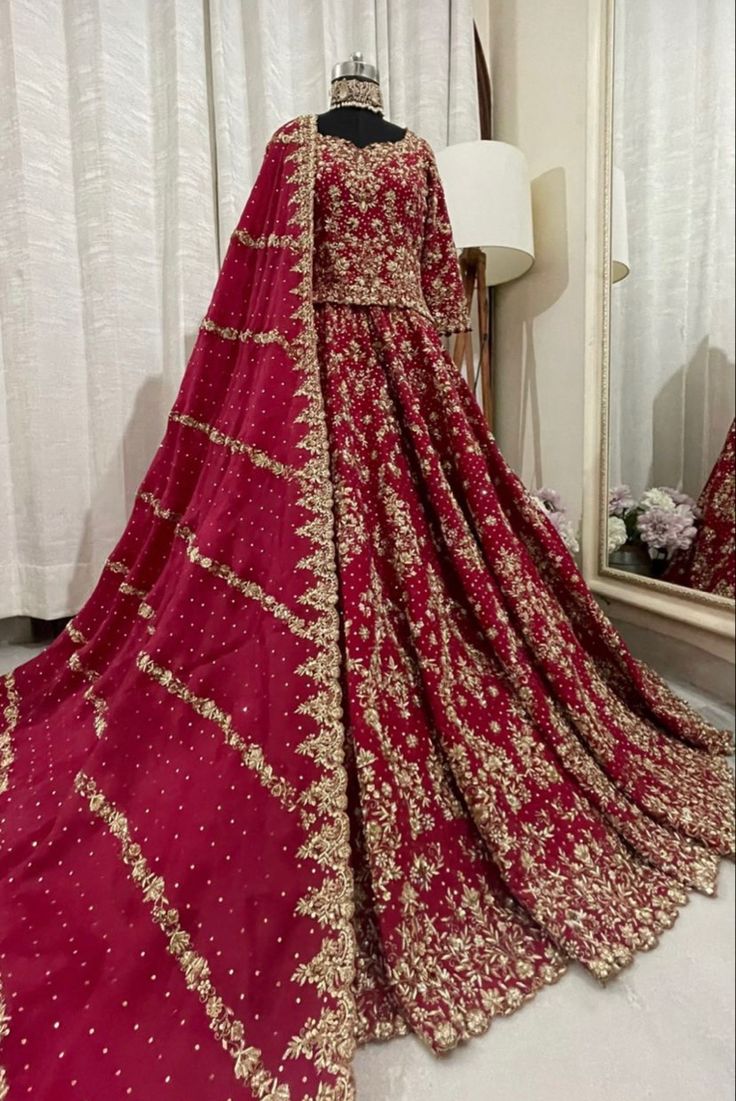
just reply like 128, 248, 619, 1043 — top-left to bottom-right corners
420, 149, 471, 335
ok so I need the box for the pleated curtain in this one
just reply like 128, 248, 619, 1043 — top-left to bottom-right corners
609, 0, 735, 498
0, 0, 480, 619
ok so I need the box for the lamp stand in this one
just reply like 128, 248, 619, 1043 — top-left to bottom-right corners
452, 247, 493, 427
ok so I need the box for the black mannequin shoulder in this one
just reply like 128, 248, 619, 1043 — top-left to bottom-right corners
317, 108, 407, 148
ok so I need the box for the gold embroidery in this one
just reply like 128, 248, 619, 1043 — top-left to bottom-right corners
347, 763, 409, 1046
169, 412, 302, 482
136, 653, 299, 811
74, 772, 289, 1099
0, 972, 9, 1101
274, 116, 358, 1100
65, 621, 88, 646
67, 651, 108, 739
137, 490, 332, 647
232, 228, 301, 250
313, 128, 469, 334
0, 674, 19, 796
313, 131, 435, 322
184, 543, 315, 638
119, 581, 147, 601
390, 875, 566, 1052
270, 128, 302, 145
112, 570, 155, 628
329, 77, 384, 115
105, 559, 129, 576
138, 490, 181, 525
200, 317, 291, 352
84, 685, 108, 739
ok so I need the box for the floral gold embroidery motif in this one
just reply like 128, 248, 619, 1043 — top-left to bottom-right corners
68, 651, 108, 739
275, 118, 358, 1099
104, 559, 129, 575
313, 129, 470, 335
65, 621, 88, 645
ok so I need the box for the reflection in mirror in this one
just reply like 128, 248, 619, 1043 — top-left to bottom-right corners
606, 0, 735, 600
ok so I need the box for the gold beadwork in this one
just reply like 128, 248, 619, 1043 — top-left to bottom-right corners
329, 77, 384, 115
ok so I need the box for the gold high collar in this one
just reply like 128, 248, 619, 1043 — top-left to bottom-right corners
329, 77, 384, 115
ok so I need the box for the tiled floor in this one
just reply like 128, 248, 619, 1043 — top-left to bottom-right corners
2, 641, 734, 1101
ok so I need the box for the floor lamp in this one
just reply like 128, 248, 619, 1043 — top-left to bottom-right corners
436, 141, 535, 428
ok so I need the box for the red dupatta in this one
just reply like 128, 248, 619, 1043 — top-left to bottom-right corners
1, 115, 358, 1100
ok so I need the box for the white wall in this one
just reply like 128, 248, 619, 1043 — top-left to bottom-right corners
477, 0, 735, 685
478, 0, 590, 525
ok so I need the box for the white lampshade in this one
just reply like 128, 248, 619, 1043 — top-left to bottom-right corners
436, 140, 534, 285
611, 166, 630, 283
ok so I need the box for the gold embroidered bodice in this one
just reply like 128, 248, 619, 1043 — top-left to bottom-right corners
313, 130, 470, 334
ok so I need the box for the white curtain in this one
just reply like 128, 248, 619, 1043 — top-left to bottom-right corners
609, 0, 735, 499
0, 0, 479, 620
0, 0, 219, 619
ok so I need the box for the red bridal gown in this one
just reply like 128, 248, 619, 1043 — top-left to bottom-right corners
0, 115, 734, 1101
665, 420, 735, 598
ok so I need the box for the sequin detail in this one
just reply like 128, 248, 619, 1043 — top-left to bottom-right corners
74, 772, 289, 1100
136, 652, 300, 810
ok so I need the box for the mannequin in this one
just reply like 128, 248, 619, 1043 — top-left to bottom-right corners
317, 51, 406, 147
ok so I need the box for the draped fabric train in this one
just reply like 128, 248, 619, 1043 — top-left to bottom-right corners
0, 115, 733, 1101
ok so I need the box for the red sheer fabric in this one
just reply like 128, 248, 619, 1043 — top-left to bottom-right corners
1, 116, 733, 1100
665, 420, 735, 597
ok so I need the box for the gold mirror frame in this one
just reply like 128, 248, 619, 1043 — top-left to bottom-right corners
582, 0, 735, 646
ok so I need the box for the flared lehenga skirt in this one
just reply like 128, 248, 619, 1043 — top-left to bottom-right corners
313, 302, 733, 1050
0, 300, 733, 1099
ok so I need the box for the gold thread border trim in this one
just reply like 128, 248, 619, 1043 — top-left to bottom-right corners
273, 114, 358, 1098
169, 412, 302, 482
200, 317, 291, 352
137, 491, 323, 644
136, 652, 299, 811
74, 771, 289, 1099
0, 674, 19, 797
0, 972, 9, 1101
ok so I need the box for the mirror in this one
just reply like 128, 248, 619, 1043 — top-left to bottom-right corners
604, 0, 735, 604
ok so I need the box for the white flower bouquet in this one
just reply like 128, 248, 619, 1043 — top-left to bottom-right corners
531, 487, 580, 554
608, 484, 699, 575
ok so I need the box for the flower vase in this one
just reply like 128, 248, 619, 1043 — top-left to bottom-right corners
609, 542, 652, 577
